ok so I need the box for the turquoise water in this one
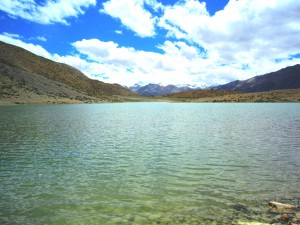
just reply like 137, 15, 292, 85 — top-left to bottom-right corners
0, 103, 300, 224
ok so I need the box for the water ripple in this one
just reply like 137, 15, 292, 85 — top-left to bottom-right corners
1, 103, 300, 224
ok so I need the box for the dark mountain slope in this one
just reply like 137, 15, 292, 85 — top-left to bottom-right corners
215, 64, 300, 92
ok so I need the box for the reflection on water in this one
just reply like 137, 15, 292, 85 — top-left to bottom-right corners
0, 103, 300, 224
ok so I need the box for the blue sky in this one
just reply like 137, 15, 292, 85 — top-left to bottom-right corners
1, 0, 300, 87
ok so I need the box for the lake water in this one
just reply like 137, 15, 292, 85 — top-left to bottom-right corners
0, 103, 300, 224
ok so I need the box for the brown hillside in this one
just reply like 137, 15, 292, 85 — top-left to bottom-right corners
0, 41, 137, 98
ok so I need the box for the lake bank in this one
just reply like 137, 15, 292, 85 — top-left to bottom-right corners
1, 88, 300, 104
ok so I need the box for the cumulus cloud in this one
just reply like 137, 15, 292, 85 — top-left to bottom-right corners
159, 0, 300, 63
98, 0, 300, 85
70, 38, 209, 85
0, 0, 96, 25
158, 0, 208, 39
69, 38, 265, 86
154, 0, 300, 83
100, 0, 161, 37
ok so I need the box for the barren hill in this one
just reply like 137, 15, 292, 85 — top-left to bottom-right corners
0, 41, 137, 104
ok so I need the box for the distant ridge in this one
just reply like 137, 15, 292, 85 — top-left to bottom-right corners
130, 65, 300, 96
0, 41, 137, 103
214, 64, 300, 92
129, 83, 199, 96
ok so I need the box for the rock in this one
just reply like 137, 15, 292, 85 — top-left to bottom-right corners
268, 201, 296, 211
282, 213, 289, 220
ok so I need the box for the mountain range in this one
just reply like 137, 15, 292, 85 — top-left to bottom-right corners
129, 83, 200, 96
0, 40, 299, 104
129, 65, 300, 95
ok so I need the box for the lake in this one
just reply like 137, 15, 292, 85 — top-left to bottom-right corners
0, 103, 300, 224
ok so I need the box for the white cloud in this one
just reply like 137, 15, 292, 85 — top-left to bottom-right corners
158, 0, 208, 39
70, 37, 300, 87
157, 41, 201, 60
100, 0, 161, 37
37, 36, 47, 41
2, 32, 23, 39
69, 38, 249, 86
155, 0, 300, 83
98, 0, 300, 80
69, 38, 205, 85
159, 0, 300, 61
115, 30, 123, 35
0, 0, 96, 25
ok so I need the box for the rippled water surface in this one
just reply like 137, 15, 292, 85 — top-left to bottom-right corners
1, 103, 300, 224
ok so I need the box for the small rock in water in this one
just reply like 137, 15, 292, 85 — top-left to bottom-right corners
282, 213, 289, 220
268, 201, 296, 211
269, 201, 297, 210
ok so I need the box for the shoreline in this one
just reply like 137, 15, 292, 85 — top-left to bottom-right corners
1, 89, 299, 105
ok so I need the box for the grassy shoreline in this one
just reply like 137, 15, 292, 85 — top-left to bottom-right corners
1, 88, 300, 105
